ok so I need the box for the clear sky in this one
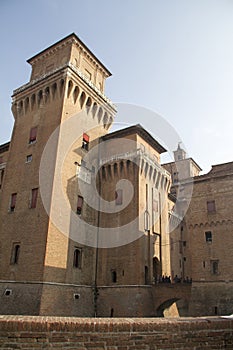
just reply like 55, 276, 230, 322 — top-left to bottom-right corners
1, 0, 233, 172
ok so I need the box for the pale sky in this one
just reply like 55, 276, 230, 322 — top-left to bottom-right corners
1, 0, 233, 172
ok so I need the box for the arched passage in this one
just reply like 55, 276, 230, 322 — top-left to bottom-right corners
156, 298, 180, 317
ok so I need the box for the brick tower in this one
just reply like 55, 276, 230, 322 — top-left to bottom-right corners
0, 34, 115, 316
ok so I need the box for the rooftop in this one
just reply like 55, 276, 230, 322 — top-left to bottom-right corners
27, 33, 112, 77
102, 124, 167, 154
0, 142, 10, 154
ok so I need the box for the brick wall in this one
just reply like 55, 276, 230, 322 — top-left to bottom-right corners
0, 316, 233, 349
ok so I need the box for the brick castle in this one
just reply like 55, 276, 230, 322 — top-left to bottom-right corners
0, 33, 232, 317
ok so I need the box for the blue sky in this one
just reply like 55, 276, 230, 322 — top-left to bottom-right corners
1, 0, 233, 172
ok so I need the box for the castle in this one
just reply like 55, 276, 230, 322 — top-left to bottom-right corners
0, 33, 233, 317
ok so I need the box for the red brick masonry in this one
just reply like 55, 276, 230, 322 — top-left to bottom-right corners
0, 316, 232, 349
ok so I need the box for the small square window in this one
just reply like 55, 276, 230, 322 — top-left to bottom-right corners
26, 155, 32, 163
4, 289, 12, 296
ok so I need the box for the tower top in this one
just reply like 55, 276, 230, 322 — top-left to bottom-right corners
173, 143, 186, 162
26, 33, 112, 94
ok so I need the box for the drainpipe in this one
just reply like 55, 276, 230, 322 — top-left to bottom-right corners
159, 192, 162, 275
94, 139, 101, 317
144, 209, 151, 284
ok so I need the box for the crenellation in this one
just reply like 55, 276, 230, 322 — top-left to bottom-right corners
13, 62, 115, 110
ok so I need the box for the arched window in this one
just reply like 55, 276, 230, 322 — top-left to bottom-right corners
73, 248, 82, 269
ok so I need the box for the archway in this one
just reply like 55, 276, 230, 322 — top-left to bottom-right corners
156, 298, 180, 317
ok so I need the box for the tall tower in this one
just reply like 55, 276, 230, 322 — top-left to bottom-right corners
173, 143, 186, 162
0, 34, 115, 316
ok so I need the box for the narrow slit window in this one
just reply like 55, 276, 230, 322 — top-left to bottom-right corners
211, 260, 219, 275
111, 270, 117, 283
73, 248, 82, 269
30, 188, 38, 209
11, 243, 20, 264
77, 195, 83, 215
10, 193, 17, 212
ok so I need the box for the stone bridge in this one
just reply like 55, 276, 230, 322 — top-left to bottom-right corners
97, 283, 192, 317
151, 283, 192, 316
